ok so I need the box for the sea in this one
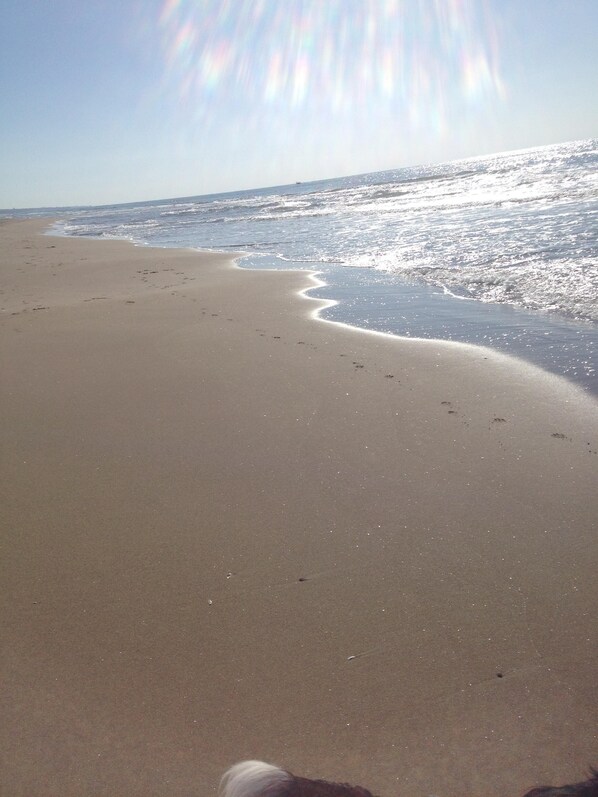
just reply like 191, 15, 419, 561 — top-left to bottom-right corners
8, 138, 598, 396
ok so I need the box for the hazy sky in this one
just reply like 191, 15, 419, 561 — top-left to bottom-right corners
1, 0, 596, 208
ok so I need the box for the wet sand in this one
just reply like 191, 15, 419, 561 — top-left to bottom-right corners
1, 219, 597, 796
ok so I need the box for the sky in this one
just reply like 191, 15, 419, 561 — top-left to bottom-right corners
1, 0, 596, 208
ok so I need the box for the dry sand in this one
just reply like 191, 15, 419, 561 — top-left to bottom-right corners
1, 219, 597, 796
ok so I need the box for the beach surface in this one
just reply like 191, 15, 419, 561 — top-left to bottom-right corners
1, 219, 597, 797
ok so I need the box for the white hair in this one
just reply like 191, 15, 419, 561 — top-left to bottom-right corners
219, 761, 291, 797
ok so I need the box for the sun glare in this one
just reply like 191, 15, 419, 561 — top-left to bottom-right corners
153, 0, 505, 128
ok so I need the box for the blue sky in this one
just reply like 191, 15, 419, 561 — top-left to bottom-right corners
1, 0, 596, 208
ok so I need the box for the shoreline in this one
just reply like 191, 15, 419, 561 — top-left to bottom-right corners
47, 216, 598, 398
1, 219, 597, 796
298, 269, 597, 403
297, 264, 598, 398
18, 219, 598, 411
230, 251, 598, 402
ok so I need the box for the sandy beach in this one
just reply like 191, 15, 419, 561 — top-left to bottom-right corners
1, 219, 597, 796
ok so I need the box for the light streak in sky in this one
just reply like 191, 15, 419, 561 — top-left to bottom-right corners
154, 0, 504, 114
144, 0, 506, 166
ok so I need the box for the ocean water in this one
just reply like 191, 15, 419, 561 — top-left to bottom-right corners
36, 139, 598, 395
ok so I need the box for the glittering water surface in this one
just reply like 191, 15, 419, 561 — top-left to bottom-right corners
54, 139, 597, 394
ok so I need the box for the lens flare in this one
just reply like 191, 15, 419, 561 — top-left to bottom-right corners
141, 0, 506, 171
154, 0, 503, 114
